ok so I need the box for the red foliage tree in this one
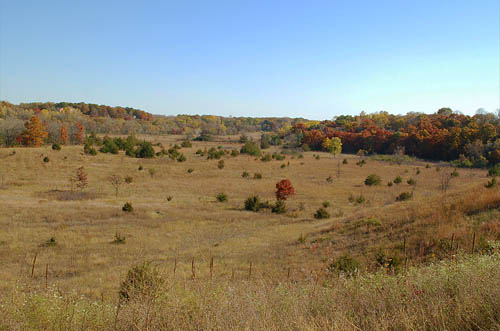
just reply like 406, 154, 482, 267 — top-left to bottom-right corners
275, 179, 295, 201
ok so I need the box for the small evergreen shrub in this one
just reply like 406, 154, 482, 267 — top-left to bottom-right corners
254, 173, 262, 179
177, 154, 186, 162
216, 193, 227, 202
242, 171, 249, 178
181, 140, 192, 148
387, 181, 393, 187
314, 208, 330, 219
271, 200, 286, 214
343, 159, 348, 164
365, 174, 381, 186
52, 143, 61, 151
488, 165, 500, 177
393, 176, 402, 184
244, 195, 261, 212
396, 192, 413, 201
43, 156, 49, 163
122, 202, 133, 212
407, 178, 416, 185
485, 177, 497, 188
280, 163, 286, 168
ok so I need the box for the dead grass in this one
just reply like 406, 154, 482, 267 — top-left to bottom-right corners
0, 134, 496, 308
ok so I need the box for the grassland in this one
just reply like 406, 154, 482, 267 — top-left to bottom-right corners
0, 134, 499, 330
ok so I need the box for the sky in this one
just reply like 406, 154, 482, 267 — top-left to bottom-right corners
0, 0, 498, 120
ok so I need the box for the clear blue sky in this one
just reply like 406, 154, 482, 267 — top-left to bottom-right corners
0, 1, 498, 119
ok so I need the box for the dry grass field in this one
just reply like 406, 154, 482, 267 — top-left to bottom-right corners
0, 134, 499, 330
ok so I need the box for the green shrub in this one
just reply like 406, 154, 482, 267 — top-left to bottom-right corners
261, 153, 272, 162
177, 154, 187, 162
187, 168, 194, 173
396, 192, 413, 201
387, 181, 393, 187
41, 237, 57, 247
485, 177, 497, 188
231, 149, 240, 157
342, 159, 348, 164
329, 254, 360, 275
348, 194, 365, 205
218, 160, 225, 169
52, 143, 61, 151
242, 171, 249, 178
356, 159, 366, 167
138, 165, 143, 171
280, 163, 286, 169
271, 200, 286, 214
240, 141, 262, 156
207, 147, 224, 160
84, 143, 97, 155
450, 169, 459, 177
122, 202, 133, 212
135, 141, 155, 158
393, 176, 402, 184
244, 196, 261, 212
193, 134, 212, 141
216, 193, 227, 202
314, 208, 330, 219
322, 201, 330, 208
148, 168, 156, 178
365, 174, 382, 186
43, 156, 49, 163
181, 140, 192, 148
488, 165, 500, 177
112, 233, 126, 244
124, 176, 133, 184
326, 175, 333, 183
254, 173, 262, 179
407, 178, 416, 185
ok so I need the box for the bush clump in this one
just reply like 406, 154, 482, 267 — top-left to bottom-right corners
244, 196, 261, 212
365, 174, 382, 186
329, 254, 360, 275
393, 176, 402, 184
242, 171, 249, 178
314, 208, 330, 219
240, 141, 262, 157
217, 160, 225, 169
396, 192, 413, 202
43, 156, 49, 163
122, 202, 134, 212
271, 200, 286, 214
52, 143, 61, 151
119, 262, 163, 301
216, 193, 227, 202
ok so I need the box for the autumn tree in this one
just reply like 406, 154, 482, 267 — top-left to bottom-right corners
75, 123, 84, 144
275, 179, 295, 201
19, 116, 48, 147
60, 126, 68, 144
322, 137, 342, 157
73, 166, 88, 190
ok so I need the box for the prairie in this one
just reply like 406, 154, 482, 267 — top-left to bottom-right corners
0, 134, 498, 330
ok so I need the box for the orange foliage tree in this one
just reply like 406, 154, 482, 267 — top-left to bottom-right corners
18, 116, 48, 147
60, 126, 68, 144
75, 123, 84, 143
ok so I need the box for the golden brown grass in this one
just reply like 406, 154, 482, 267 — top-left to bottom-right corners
0, 134, 498, 329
